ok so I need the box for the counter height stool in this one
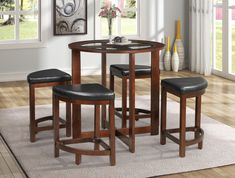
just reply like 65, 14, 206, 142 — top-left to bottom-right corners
53, 83, 116, 166
109, 64, 151, 129
160, 77, 208, 157
27, 69, 72, 142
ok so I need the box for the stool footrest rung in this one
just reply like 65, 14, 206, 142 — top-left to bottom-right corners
56, 138, 111, 156
35, 116, 53, 124
35, 124, 65, 132
164, 127, 204, 146
35, 116, 66, 125
35, 116, 66, 132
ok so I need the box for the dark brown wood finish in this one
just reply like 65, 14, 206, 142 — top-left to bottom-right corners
53, 93, 116, 166
195, 96, 203, 149
72, 50, 81, 139
29, 81, 71, 142
151, 50, 160, 135
53, 94, 60, 158
69, 39, 164, 153
69, 40, 164, 54
101, 53, 107, 129
94, 105, 100, 150
179, 96, 186, 157
128, 53, 136, 153
110, 74, 151, 127
109, 100, 116, 165
160, 86, 167, 145
66, 103, 71, 136
29, 85, 35, 142
160, 85, 206, 157
122, 77, 127, 128
72, 50, 81, 84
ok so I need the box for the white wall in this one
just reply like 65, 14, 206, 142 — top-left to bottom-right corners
0, 0, 188, 82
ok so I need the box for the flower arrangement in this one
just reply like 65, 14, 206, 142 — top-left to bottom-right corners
99, 5, 121, 19
99, 4, 121, 41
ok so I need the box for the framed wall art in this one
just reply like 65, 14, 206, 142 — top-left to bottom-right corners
54, 0, 87, 35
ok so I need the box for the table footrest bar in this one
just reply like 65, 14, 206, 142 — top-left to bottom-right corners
59, 118, 66, 124
165, 131, 180, 144
97, 139, 110, 150
164, 127, 204, 146
116, 130, 130, 146
71, 126, 151, 142
115, 108, 151, 120
117, 126, 151, 135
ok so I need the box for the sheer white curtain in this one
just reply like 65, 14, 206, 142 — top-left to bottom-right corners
189, 0, 213, 76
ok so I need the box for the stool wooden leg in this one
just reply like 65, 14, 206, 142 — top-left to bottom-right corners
29, 85, 36, 142
75, 154, 81, 165
94, 105, 100, 150
72, 104, 81, 164
195, 96, 203, 149
101, 54, 107, 130
160, 87, 167, 145
53, 95, 60, 158
122, 77, 127, 128
109, 100, 116, 166
179, 96, 186, 157
72, 104, 81, 138
66, 102, 71, 137
129, 54, 136, 153
110, 73, 114, 91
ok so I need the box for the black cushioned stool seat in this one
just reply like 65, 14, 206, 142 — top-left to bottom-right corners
27, 69, 72, 142
53, 84, 114, 101
53, 83, 116, 166
109, 64, 151, 129
161, 77, 208, 94
160, 77, 208, 157
110, 64, 151, 77
27, 69, 71, 84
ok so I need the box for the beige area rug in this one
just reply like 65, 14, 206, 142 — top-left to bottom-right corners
1, 96, 235, 178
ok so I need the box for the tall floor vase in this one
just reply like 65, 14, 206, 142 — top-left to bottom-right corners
164, 37, 171, 71
172, 45, 179, 72
174, 20, 185, 70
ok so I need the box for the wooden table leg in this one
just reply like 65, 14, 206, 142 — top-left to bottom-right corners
101, 53, 107, 129
72, 50, 81, 84
129, 53, 135, 153
151, 50, 160, 135
72, 50, 81, 140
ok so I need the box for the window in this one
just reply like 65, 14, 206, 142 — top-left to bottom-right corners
96, 0, 140, 38
230, 1, 235, 74
212, 0, 235, 80
213, 0, 223, 71
0, 0, 46, 49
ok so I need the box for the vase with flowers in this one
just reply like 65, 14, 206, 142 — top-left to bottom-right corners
99, 4, 121, 43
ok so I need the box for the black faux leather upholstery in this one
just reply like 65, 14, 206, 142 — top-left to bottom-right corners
27, 69, 71, 84
53, 83, 115, 101
110, 64, 151, 77
161, 77, 208, 94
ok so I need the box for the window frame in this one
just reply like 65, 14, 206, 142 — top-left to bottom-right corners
95, 0, 141, 40
212, 0, 235, 80
0, 0, 48, 50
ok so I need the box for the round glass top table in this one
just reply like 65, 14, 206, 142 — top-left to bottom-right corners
69, 39, 164, 153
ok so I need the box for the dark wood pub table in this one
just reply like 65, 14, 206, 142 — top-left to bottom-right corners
69, 39, 164, 153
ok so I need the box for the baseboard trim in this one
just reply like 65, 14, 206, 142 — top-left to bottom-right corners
0, 67, 105, 82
